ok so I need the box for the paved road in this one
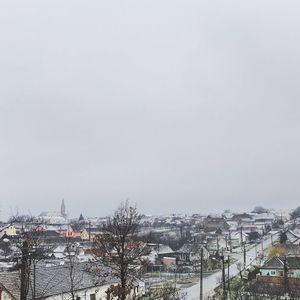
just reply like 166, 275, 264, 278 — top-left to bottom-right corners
186, 232, 279, 299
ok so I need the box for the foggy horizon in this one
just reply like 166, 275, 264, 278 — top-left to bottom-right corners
1, 1, 300, 220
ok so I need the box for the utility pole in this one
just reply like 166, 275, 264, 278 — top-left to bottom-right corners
229, 230, 232, 253
271, 233, 273, 245
33, 258, 36, 300
261, 239, 264, 260
221, 255, 226, 300
175, 266, 177, 289
283, 256, 289, 294
240, 226, 243, 247
200, 247, 203, 300
227, 255, 230, 298
255, 242, 257, 260
243, 243, 246, 268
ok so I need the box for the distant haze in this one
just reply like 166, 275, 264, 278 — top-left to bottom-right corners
0, 1, 299, 219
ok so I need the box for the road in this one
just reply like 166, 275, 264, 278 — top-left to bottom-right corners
186, 232, 279, 299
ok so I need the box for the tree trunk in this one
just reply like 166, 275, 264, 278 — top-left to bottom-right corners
20, 241, 29, 300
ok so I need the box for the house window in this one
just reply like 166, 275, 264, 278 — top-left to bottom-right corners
278, 271, 284, 276
271, 271, 275, 275
90, 294, 96, 300
76, 297, 81, 300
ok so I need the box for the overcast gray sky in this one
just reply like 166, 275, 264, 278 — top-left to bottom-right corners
0, 1, 300, 219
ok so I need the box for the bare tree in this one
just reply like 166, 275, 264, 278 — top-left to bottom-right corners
290, 206, 300, 219
12, 220, 52, 300
268, 245, 285, 258
279, 231, 288, 244
16, 236, 49, 300
9, 214, 36, 224
251, 206, 269, 214
8, 214, 44, 234
20, 240, 30, 300
93, 201, 146, 300
63, 238, 84, 300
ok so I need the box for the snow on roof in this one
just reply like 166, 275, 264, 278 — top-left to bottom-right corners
157, 244, 173, 254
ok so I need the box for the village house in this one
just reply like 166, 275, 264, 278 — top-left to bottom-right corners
230, 231, 249, 248
161, 256, 177, 266
178, 243, 210, 262
0, 263, 143, 300
141, 243, 172, 265
245, 256, 300, 299
81, 229, 90, 241
37, 230, 61, 241
226, 221, 239, 231
285, 230, 300, 244
202, 215, 230, 233
0, 225, 16, 237
206, 234, 228, 252
231, 213, 253, 224
259, 256, 300, 278
241, 224, 264, 235
253, 213, 276, 226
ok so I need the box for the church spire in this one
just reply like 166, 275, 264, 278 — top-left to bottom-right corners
61, 198, 66, 218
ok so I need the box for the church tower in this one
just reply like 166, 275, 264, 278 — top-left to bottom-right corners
61, 198, 66, 218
